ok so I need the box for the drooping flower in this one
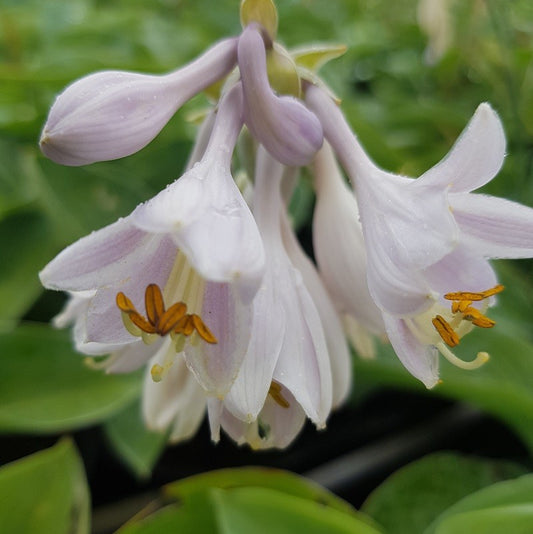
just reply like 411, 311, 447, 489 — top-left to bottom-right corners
40, 84, 265, 397
222, 146, 333, 429
40, 38, 239, 166
143, 148, 340, 449
312, 141, 385, 358
307, 83, 533, 387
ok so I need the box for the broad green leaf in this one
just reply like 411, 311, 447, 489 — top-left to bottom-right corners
0, 439, 90, 534
0, 324, 141, 432
433, 505, 533, 534
116, 493, 218, 534
0, 210, 56, 322
426, 474, 533, 534
361, 452, 526, 534
104, 398, 168, 479
211, 487, 382, 534
165, 466, 356, 517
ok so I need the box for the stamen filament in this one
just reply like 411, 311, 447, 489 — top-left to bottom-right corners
437, 343, 490, 370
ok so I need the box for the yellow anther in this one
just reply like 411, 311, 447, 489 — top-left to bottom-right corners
444, 284, 504, 302
191, 314, 218, 344
451, 300, 472, 314
117, 284, 217, 346
432, 315, 460, 347
268, 381, 290, 409
480, 284, 505, 298
462, 307, 496, 328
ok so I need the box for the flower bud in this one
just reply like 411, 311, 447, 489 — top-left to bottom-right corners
40, 38, 238, 166
238, 25, 323, 166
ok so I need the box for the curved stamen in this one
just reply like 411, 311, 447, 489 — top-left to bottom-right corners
438, 343, 490, 370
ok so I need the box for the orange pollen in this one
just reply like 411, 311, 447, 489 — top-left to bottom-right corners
116, 283, 217, 344
432, 284, 503, 347
268, 381, 290, 409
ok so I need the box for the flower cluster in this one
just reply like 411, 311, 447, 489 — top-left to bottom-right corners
40, 0, 533, 448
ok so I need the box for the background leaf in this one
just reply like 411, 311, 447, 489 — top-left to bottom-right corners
0, 439, 90, 534
361, 452, 527, 534
426, 473, 533, 534
118, 468, 381, 534
104, 398, 168, 479
0, 324, 141, 432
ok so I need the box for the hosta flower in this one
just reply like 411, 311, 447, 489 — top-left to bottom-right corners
307, 84, 533, 387
312, 141, 385, 358
40, 38, 238, 166
201, 146, 334, 448
40, 84, 265, 397
238, 24, 323, 166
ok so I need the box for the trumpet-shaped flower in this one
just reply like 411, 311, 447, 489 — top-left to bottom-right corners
213, 146, 333, 447
238, 24, 323, 166
40, 38, 238, 166
40, 84, 265, 397
307, 84, 533, 387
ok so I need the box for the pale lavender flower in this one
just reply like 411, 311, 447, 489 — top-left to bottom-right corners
238, 24, 323, 166
222, 146, 333, 434
40, 38, 238, 166
40, 85, 265, 397
307, 84, 533, 387
312, 141, 385, 358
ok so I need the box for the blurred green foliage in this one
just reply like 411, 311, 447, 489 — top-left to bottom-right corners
1, 1, 533, 524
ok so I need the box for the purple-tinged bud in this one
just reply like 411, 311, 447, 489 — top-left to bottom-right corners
40, 38, 238, 166
238, 25, 323, 166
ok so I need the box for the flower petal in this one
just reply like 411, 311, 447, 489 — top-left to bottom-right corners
417, 103, 506, 193
281, 209, 351, 408
184, 281, 252, 397
312, 143, 384, 335
220, 388, 306, 449
105, 342, 156, 373
273, 266, 333, 427
383, 313, 439, 388
40, 217, 175, 295
223, 266, 287, 421
423, 245, 498, 299
142, 342, 206, 442
451, 192, 533, 258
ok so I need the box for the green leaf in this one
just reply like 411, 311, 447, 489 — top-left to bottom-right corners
0, 439, 90, 534
104, 398, 168, 479
211, 487, 382, 534
0, 210, 57, 322
119, 468, 381, 533
116, 494, 218, 534
361, 452, 526, 534
165, 466, 356, 517
433, 505, 533, 534
426, 474, 533, 534
0, 324, 141, 432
